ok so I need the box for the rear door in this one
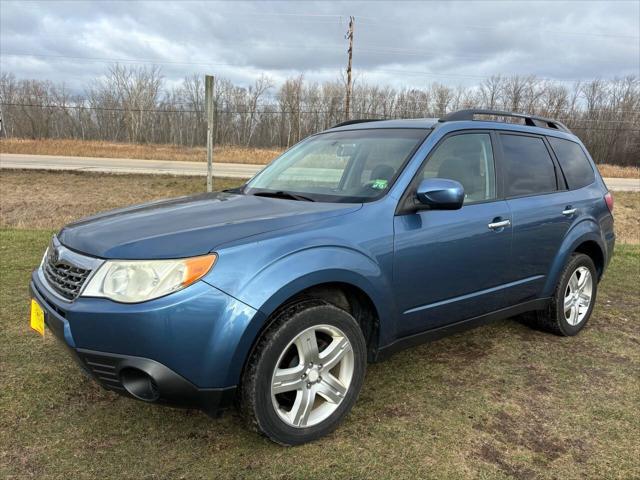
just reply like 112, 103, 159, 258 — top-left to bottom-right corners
498, 132, 577, 302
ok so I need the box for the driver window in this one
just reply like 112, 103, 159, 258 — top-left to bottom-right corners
420, 133, 496, 204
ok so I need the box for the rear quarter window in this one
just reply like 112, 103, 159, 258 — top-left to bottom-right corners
547, 137, 596, 190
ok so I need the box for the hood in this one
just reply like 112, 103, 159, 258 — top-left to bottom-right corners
58, 192, 360, 259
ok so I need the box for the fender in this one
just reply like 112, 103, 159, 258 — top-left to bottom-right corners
542, 218, 605, 297
211, 246, 397, 385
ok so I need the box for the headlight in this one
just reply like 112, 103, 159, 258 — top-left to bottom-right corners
82, 254, 217, 303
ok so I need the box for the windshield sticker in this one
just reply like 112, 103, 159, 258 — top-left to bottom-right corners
371, 179, 389, 190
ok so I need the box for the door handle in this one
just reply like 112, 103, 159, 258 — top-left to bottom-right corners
562, 207, 577, 216
488, 219, 511, 230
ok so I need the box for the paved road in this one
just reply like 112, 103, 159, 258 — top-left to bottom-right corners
1, 153, 639, 191
0, 153, 263, 179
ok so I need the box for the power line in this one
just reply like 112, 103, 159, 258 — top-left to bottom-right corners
0, 52, 244, 70
355, 46, 637, 67
3, 51, 633, 86
93, 10, 637, 39
350, 17, 640, 40
261, 15, 638, 40
3, 34, 634, 66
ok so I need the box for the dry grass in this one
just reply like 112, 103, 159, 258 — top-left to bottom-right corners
612, 191, 640, 244
597, 163, 640, 179
0, 138, 283, 165
2, 138, 637, 178
1, 170, 637, 244
0, 170, 243, 230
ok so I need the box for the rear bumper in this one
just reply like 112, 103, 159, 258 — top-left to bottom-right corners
29, 271, 258, 415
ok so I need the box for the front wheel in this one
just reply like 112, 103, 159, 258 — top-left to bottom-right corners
240, 301, 367, 445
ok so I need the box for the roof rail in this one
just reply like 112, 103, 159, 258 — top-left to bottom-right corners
331, 119, 382, 128
439, 109, 571, 133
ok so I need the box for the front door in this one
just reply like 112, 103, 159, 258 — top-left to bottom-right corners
393, 132, 513, 336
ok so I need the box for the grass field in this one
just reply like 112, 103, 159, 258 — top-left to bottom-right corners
1, 170, 638, 478
0, 170, 244, 230
1, 138, 639, 179
1, 231, 638, 479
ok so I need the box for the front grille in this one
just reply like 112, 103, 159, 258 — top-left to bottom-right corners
43, 250, 92, 301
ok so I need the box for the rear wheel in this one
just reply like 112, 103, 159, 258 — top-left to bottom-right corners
240, 301, 367, 445
523, 253, 597, 336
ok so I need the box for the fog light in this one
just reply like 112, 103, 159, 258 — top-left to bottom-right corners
120, 368, 160, 402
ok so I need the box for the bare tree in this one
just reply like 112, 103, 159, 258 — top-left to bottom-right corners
1, 67, 638, 165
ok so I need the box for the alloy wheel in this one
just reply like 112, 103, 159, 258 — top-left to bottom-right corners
564, 266, 593, 326
270, 324, 354, 428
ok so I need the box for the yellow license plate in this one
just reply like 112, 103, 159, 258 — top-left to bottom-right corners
30, 299, 45, 336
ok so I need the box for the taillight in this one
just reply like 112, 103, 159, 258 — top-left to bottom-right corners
604, 192, 614, 213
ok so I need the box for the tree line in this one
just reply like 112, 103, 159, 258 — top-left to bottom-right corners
0, 65, 638, 165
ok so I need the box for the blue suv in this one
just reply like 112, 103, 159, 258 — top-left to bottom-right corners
30, 109, 615, 445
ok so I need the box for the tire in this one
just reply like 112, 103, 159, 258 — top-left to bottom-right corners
240, 300, 367, 446
523, 253, 598, 336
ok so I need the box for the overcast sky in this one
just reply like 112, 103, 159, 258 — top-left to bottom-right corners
1, 0, 638, 94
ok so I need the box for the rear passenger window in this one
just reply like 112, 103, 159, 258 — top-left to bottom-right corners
501, 134, 557, 197
547, 137, 595, 189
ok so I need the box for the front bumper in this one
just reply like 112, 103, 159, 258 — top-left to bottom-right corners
73, 348, 235, 415
30, 270, 261, 415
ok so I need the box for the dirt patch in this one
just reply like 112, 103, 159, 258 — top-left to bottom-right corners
565, 438, 589, 465
492, 410, 567, 460
478, 443, 537, 480
473, 367, 588, 469
524, 364, 553, 395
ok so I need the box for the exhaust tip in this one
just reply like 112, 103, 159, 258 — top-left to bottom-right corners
120, 367, 160, 402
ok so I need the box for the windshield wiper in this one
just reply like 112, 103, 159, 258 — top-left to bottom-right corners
252, 191, 315, 202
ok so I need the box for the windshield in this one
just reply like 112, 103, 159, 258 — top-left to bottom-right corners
244, 129, 429, 203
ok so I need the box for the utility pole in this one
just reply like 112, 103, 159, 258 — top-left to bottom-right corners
345, 16, 354, 121
205, 75, 215, 192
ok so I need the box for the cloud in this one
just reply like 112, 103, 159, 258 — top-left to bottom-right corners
1, 0, 638, 93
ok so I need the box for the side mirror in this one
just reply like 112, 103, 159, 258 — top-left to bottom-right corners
415, 178, 464, 210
